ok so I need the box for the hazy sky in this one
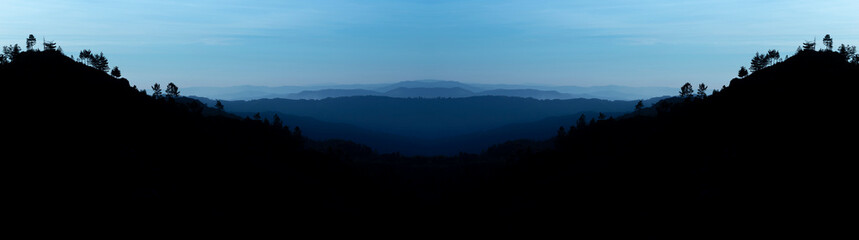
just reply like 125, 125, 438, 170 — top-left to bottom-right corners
3, 0, 858, 89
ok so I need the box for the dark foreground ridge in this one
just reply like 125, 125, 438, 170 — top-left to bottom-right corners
4, 48, 857, 236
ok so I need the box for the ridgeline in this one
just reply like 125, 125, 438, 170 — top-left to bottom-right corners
4, 46, 857, 236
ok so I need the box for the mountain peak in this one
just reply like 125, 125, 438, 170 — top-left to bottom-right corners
384, 87, 475, 98
376, 80, 483, 92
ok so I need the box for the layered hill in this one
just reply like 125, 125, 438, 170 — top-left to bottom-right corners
183, 80, 676, 100
477, 50, 859, 233
197, 96, 665, 140
5, 48, 856, 236
3, 51, 375, 229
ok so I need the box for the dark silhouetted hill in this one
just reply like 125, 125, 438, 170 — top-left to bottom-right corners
479, 88, 573, 99
482, 50, 858, 235
3, 51, 380, 231
6, 48, 855, 236
198, 95, 664, 139
285, 88, 382, 99
237, 111, 631, 155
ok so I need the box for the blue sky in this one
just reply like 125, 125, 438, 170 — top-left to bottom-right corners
2, 0, 857, 89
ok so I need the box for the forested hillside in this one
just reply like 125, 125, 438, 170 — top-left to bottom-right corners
4, 40, 857, 236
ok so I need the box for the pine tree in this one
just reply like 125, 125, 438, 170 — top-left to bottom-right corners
3, 44, 21, 61
293, 126, 302, 138
738, 66, 749, 78
215, 100, 224, 111
635, 100, 644, 111
79, 49, 92, 65
26, 34, 37, 51
165, 83, 180, 98
838, 44, 857, 62
750, 52, 767, 72
697, 83, 708, 98
272, 114, 283, 128
151, 83, 162, 99
680, 82, 694, 98
43, 40, 57, 51
765, 49, 780, 66
802, 41, 816, 51
91, 52, 109, 72
110, 66, 121, 78
822, 34, 833, 52
577, 114, 587, 129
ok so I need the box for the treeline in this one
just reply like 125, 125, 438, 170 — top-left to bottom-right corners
5, 34, 857, 235
743, 34, 858, 78
527, 38, 858, 234
1, 34, 122, 78
554, 34, 859, 156
650, 34, 859, 126
3, 46, 360, 229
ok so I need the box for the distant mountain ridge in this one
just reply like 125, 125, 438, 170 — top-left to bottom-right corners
236, 110, 623, 155
375, 79, 483, 92
194, 95, 668, 143
184, 80, 675, 101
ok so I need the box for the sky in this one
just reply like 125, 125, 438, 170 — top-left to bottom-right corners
2, 0, 858, 89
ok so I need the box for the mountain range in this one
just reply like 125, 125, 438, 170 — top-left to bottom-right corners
193, 95, 667, 154
6, 43, 857, 235
184, 80, 676, 101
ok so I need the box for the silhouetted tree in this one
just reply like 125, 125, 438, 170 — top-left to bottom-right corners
43, 40, 57, 51
765, 49, 780, 66
838, 44, 857, 62
215, 100, 224, 111
91, 52, 109, 72
697, 83, 708, 98
293, 126, 302, 138
680, 82, 694, 98
598, 112, 606, 121
272, 114, 283, 128
635, 100, 644, 111
750, 52, 767, 72
26, 34, 36, 51
165, 82, 179, 98
110, 66, 121, 78
738, 66, 748, 78
802, 40, 816, 51
822, 34, 833, 51
151, 83, 162, 99
253, 112, 262, 121
0, 54, 7, 64
557, 126, 566, 138
3, 44, 21, 61
79, 49, 92, 65
577, 114, 587, 129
